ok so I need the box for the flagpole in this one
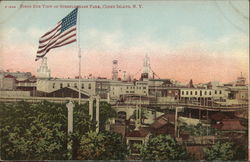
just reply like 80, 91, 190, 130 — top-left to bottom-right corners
77, 8, 81, 105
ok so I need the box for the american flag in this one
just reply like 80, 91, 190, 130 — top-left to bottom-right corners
36, 8, 78, 61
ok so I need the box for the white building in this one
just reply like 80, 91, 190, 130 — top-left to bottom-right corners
109, 80, 148, 100
180, 87, 229, 101
37, 78, 97, 96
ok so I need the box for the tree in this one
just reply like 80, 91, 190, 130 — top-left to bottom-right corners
0, 101, 118, 160
0, 101, 95, 160
180, 123, 216, 136
204, 142, 237, 160
140, 135, 190, 160
77, 131, 128, 160
0, 101, 69, 160
99, 102, 117, 131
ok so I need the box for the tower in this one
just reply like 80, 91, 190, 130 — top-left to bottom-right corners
37, 57, 51, 78
112, 60, 118, 80
122, 71, 127, 81
141, 54, 151, 80
143, 54, 150, 74
236, 72, 246, 86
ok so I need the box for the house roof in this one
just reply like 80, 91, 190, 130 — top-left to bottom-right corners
210, 112, 231, 121
50, 87, 90, 97
155, 113, 175, 122
16, 78, 36, 83
126, 127, 150, 137
150, 116, 168, 129
4, 74, 16, 78
150, 113, 176, 129
212, 119, 247, 131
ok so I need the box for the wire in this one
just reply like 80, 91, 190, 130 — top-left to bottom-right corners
228, 0, 249, 21
131, 68, 142, 79
214, 0, 247, 33
149, 66, 161, 79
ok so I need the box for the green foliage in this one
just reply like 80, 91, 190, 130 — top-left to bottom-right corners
99, 102, 117, 131
140, 135, 190, 160
180, 123, 216, 136
0, 101, 68, 160
0, 101, 117, 160
204, 142, 240, 160
77, 131, 128, 160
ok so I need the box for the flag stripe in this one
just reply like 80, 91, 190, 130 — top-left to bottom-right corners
37, 27, 76, 54
38, 27, 76, 49
37, 38, 77, 57
39, 27, 61, 44
37, 32, 76, 56
40, 22, 62, 39
36, 39, 76, 59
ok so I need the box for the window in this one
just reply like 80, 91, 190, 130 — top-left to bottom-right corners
143, 87, 146, 89
190, 91, 193, 95
205, 91, 207, 95
52, 83, 55, 88
195, 91, 197, 95
60, 83, 63, 88
74, 83, 77, 88
186, 91, 189, 95
209, 91, 212, 95
215, 90, 217, 94
67, 83, 70, 87
88, 83, 91, 89
81, 83, 84, 89
127, 87, 129, 89
182, 91, 184, 95
219, 90, 222, 94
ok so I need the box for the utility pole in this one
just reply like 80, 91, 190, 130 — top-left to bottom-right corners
206, 98, 209, 136
135, 104, 139, 130
175, 106, 182, 138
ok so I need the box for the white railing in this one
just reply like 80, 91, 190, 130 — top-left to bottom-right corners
0, 96, 108, 104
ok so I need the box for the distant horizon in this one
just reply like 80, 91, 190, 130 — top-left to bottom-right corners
1, 66, 247, 85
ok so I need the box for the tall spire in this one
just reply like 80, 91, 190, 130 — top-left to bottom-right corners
143, 54, 150, 74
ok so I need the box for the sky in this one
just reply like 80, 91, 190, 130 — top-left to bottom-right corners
0, 0, 249, 84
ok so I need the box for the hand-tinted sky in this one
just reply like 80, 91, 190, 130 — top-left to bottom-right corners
0, 1, 248, 83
